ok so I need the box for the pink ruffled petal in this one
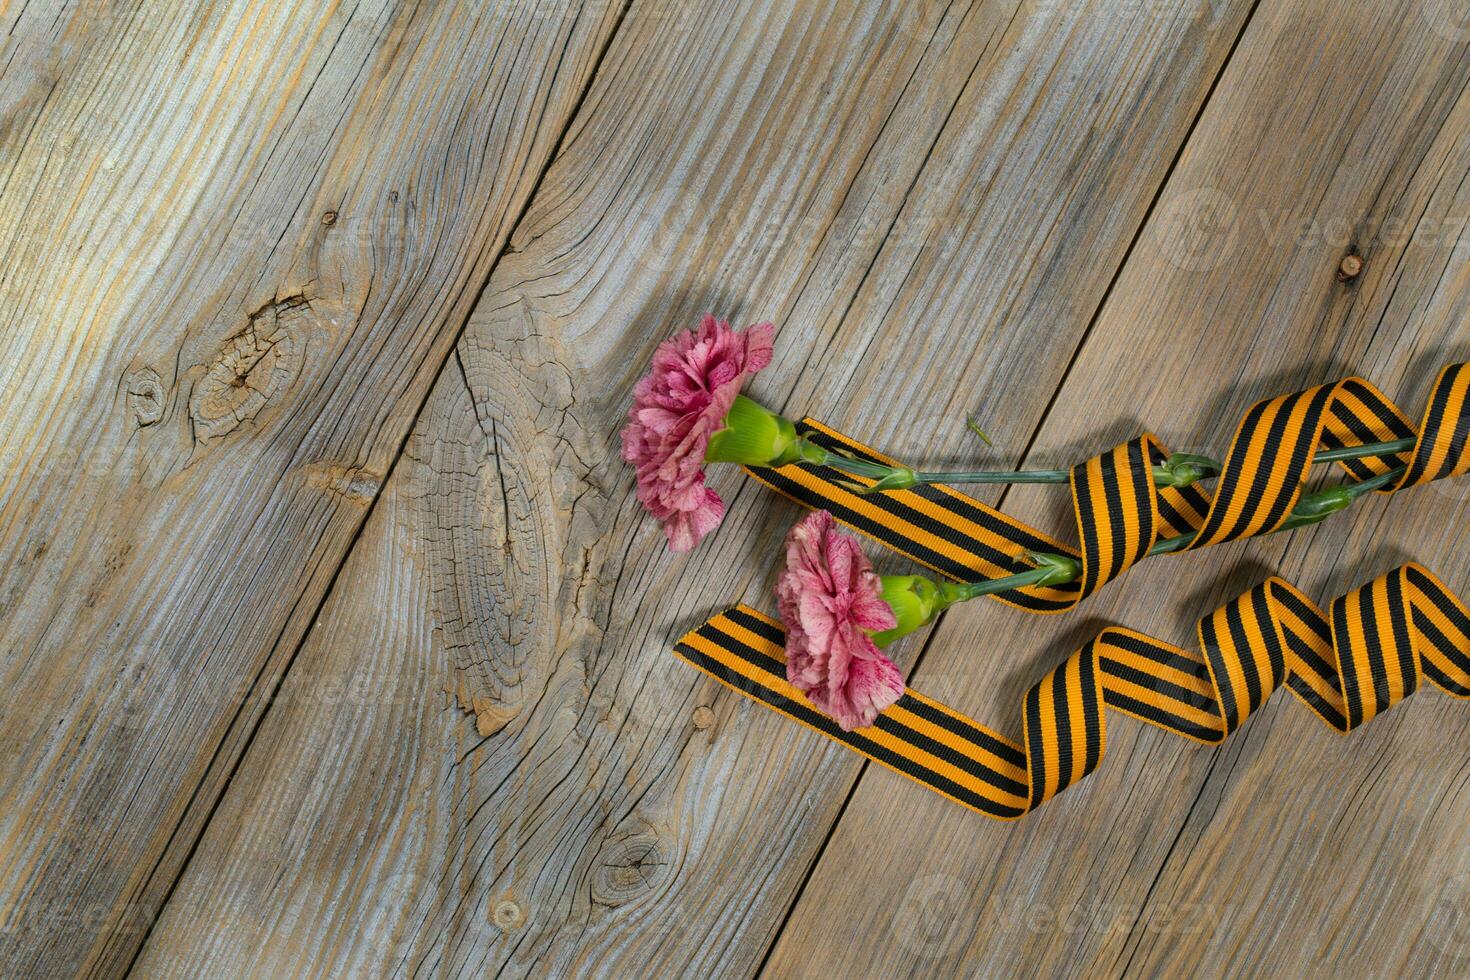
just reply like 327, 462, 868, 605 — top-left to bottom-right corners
837, 654, 905, 727
619, 316, 776, 551
776, 510, 906, 731
848, 583, 899, 633
744, 322, 775, 373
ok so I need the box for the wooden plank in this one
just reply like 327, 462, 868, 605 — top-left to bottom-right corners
764, 1, 1470, 976
0, 2, 621, 977
130, 1, 1261, 975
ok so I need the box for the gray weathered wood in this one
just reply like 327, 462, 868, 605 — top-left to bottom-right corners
131, 1, 1261, 975
0, 2, 620, 976
764, 2, 1470, 976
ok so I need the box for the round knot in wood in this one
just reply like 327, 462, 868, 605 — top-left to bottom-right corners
124, 368, 165, 427
591, 834, 667, 906
491, 898, 524, 931
190, 296, 309, 443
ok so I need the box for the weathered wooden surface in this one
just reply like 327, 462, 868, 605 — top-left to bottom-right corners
765, 1, 1470, 976
0, 1, 621, 977
132, 0, 1263, 975
8, 0, 1470, 977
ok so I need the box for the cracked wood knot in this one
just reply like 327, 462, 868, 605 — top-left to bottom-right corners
189, 294, 311, 443
124, 367, 165, 427
302, 462, 382, 505
591, 834, 667, 906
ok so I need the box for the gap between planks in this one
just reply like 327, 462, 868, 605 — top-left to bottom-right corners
120, 2, 638, 974
753, 0, 1268, 972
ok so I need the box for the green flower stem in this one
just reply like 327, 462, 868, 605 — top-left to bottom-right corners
988, 465, 1409, 594
873, 465, 1409, 645
709, 396, 1415, 493
812, 436, 1417, 494
871, 553, 1080, 646
939, 552, 1082, 603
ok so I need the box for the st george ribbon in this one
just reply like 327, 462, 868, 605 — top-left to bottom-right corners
676, 363, 1470, 818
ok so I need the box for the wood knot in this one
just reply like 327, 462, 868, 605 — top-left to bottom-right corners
190, 295, 310, 443
124, 368, 165, 427
302, 462, 382, 505
320, 210, 337, 226
471, 695, 517, 737
1337, 252, 1363, 282
591, 833, 668, 906
490, 896, 525, 931
691, 705, 716, 731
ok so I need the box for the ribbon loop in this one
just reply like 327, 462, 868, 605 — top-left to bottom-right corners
1394, 363, 1470, 489
676, 566, 1470, 819
1197, 582, 1286, 732
747, 364, 1469, 603
689, 364, 1470, 816
1068, 438, 1160, 597
1184, 384, 1339, 548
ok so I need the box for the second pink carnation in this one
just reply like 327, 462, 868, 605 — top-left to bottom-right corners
777, 510, 905, 730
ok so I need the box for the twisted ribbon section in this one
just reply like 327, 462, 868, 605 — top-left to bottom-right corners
746, 363, 1470, 609
673, 364, 1470, 815
675, 565, 1470, 818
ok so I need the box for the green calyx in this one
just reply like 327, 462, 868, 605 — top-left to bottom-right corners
862, 466, 920, 492
1154, 452, 1221, 489
1289, 486, 1355, 520
1270, 465, 1401, 533
868, 551, 1087, 647
704, 395, 806, 467
871, 575, 943, 648
1024, 551, 1082, 587
870, 574, 1002, 647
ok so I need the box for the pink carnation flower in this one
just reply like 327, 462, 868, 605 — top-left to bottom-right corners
777, 510, 905, 731
620, 315, 774, 552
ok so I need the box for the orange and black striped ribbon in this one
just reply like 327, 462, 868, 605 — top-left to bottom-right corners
673, 364, 1470, 816
674, 564, 1470, 818
744, 364, 1470, 611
